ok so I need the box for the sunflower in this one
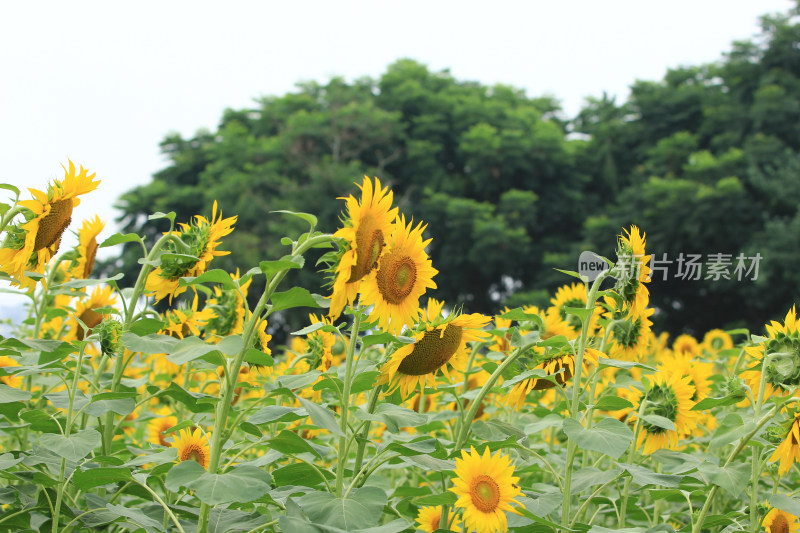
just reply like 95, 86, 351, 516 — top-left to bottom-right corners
658, 351, 715, 433
672, 334, 700, 357
70, 215, 104, 280
769, 412, 800, 476
763, 505, 800, 533
633, 370, 698, 455
450, 447, 522, 533
744, 306, 800, 400
328, 177, 398, 321
0, 356, 22, 388
0, 161, 100, 288
549, 283, 589, 332
524, 305, 574, 341
612, 225, 651, 319
145, 201, 236, 303
416, 506, 462, 532
360, 216, 437, 334
172, 428, 211, 469
606, 306, 654, 362
162, 292, 215, 340
702, 329, 734, 352
505, 348, 603, 410
376, 306, 490, 399
67, 286, 119, 341
148, 409, 179, 447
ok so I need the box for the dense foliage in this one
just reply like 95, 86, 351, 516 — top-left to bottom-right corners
111, 9, 799, 337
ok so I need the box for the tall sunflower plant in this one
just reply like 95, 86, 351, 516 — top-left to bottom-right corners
2, 168, 800, 533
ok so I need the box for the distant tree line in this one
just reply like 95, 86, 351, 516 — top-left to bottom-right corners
108, 5, 800, 339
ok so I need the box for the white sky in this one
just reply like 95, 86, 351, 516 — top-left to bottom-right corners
0, 0, 794, 257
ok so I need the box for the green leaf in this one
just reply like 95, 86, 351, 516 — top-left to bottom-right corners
401, 455, 455, 471
640, 414, 676, 431
355, 403, 427, 433
563, 306, 591, 323
0, 384, 30, 403
296, 396, 344, 437
72, 467, 133, 489
40, 429, 101, 462
106, 502, 165, 531
271, 287, 323, 312
268, 430, 321, 457
55, 273, 124, 289
260, 256, 305, 277
292, 321, 338, 336
83, 393, 136, 417
710, 413, 755, 449
160, 383, 216, 413
617, 462, 682, 487
129, 318, 165, 336
180, 269, 236, 289
768, 493, 800, 517
563, 417, 633, 459
414, 491, 458, 506
166, 336, 221, 365
697, 462, 750, 496
594, 395, 634, 411
248, 405, 307, 425
99, 232, 142, 248
244, 348, 274, 367
0, 183, 21, 196
692, 395, 743, 411
297, 486, 387, 531
272, 210, 318, 228
148, 211, 176, 222
121, 332, 177, 354
166, 463, 272, 505
386, 439, 437, 456
272, 462, 334, 487
598, 357, 655, 370
164, 459, 206, 491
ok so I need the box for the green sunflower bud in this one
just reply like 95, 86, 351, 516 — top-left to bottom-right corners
724, 376, 748, 402
96, 319, 123, 357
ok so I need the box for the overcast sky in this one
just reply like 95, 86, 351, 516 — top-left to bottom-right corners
0, 0, 794, 256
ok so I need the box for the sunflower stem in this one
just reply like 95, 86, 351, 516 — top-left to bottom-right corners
750, 354, 771, 533
619, 398, 647, 528
335, 304, 364, 497
351, 385, 381, 482
562, 270, 608, 527
197, 233, 331, 533
0, 205, 24, 234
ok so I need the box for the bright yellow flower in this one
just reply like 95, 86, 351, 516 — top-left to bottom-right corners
416, 505, 462, 532
763, 504, 800, 533
633, 370, 698, 455
172, 428, 210, 470
70, 215, 104, 279
329, 177, 398, 320
769, 412, 800, 476
450, 447, 522, 533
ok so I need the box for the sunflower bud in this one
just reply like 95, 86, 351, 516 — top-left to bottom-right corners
724, 376, 748, 402
96, 319, 123, 357
764, 425, 789, 445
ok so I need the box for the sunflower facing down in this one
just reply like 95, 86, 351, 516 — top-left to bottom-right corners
361, 215, 438, 334
172, 428, 210, 470
769, 412, 800, 477
613, 225, 651, 319
0, 161, 100, 288
376, 305, 490, 399
450, 447, 522, 533
145, 201, 236, 303
66, 285, 119, 341
763, 504, 800, 533
329, 177, 398, 321
743, 306, 800, 400
70, 215, 104, 280
633, 370, 698, 455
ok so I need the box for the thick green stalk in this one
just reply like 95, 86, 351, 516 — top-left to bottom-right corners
351, 385, 381, 481
335, 306, 364, 496
619, 398, 647, 527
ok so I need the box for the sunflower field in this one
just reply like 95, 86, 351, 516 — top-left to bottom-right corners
1, 165, 800, 533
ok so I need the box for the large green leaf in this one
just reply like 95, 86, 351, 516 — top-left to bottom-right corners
296, 396, 344, 437
40, 429, 101, 462
297, 486, 387, 531
563, 417, 633, 459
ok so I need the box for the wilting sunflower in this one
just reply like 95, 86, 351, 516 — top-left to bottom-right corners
416, 506, 462, 532
769, 412, 800, 476
612, 225, 651, 319
0, 161, 100, 288
145, 201, 236, 303
203, 270, 251, 339
376, 305, 489, 398
172, 428, 210, 469
763, 504, 800, 533
361, 215, 438, 334
70, 215, 104, 279
450, 447, 522, 533
633, 370, 697, 455
66, 286, 119, 341
504, 348, 603, 410
328, 177, 398, 321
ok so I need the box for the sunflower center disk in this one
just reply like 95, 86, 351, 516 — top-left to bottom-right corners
182, 445, 205, 465
470, 475, 501, 513
34, 199, 74, 251
376, 252, 417, 304
348, 221, 384, 282
76, 309, 104, 341
771, 514, 789, 533
397, 325, 463, 376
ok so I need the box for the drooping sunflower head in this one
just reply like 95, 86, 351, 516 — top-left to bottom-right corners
0, 161, 100, 288
450, 446, 522, 533
612, 225, 651, 318
203, 271, 251, 338
161, 292, 215, 340
361, 215, 438, 334
606, 305, 654, 362
634, 370, 698, 455
67, 286, 119, 341
376, 308, 490, 398
95, 319, 123, 357
327, 176, 398, 320
768, 412, 800, 477
172, 428, 210, 470
763, 504, 800, 533
70, 215, 104, 280
145, 201, 236, 303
